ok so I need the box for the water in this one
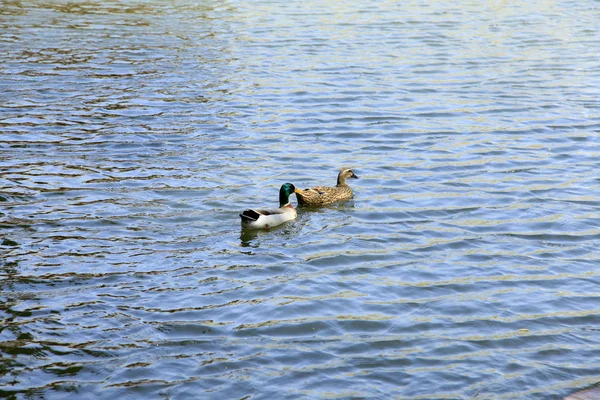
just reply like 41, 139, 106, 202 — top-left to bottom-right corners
1, 0, 600, 398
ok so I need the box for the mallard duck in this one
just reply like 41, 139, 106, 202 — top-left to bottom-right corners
240, 183, 302, 229
295, 168, 359, 206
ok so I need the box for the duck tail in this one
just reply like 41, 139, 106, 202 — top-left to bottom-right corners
240, 209, 261, 222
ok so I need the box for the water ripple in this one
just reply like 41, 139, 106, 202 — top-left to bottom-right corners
2, 0, 600, 398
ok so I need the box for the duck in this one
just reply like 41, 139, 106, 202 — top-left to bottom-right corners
240, 183, 302, 229
295, 168, 359, 206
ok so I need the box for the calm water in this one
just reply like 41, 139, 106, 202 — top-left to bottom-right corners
2, 0, 600, 398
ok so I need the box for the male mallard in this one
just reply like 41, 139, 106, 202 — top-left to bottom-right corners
295, 168, 359, 206
240, 183, 302, 229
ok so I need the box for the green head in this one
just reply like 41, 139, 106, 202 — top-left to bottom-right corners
279, 183, 298, 206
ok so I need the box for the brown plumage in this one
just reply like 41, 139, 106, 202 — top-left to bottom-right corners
295, 168, 359, 206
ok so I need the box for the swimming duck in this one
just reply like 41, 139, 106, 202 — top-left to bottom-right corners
240, 183, 301, 229
295, 168, 359, 206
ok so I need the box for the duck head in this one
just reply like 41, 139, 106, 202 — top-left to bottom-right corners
337, 168, 359, 185
279, 183, 301, 206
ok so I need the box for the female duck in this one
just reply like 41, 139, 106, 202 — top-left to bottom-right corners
295, 168, 359, 206
240, 183, 301, 229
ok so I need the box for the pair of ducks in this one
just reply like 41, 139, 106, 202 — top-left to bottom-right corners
240, 168, 359, 229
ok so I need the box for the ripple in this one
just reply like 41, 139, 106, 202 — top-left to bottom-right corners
2, 0, 600, 398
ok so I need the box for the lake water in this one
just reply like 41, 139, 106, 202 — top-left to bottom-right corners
2, 0, 600, 398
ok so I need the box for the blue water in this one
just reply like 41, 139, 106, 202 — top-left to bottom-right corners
1, 0, 600, 398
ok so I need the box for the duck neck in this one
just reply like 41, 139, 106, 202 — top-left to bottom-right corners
337, 174, 347, 186
279, 193, 291, 207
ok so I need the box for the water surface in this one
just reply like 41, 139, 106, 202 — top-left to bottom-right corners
2, 0, 600, 398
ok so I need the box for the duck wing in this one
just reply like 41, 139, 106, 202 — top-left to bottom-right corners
296, 185, 353, 206
240, 207, 286, 222
308, 186, 330, 195
295, 186, 333, 205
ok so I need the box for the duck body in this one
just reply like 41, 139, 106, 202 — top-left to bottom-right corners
240, 183, 301, 229
240, 204, 297, 229
295, 168, 359, 207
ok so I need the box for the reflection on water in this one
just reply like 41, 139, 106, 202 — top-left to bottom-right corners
2, 0, 600, 398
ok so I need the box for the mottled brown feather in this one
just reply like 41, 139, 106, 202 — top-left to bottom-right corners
295, 169, 358, 206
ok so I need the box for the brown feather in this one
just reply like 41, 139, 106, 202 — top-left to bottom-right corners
295, 169, 358, 206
